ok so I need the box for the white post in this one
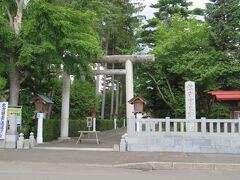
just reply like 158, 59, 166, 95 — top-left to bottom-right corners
60, 72, 70, 139
37, 113, 44, 144
185, 81, 196, 132
125, 60, 134, 135
114, 118, 117, 129
136, 113, 142, 132
93, 118, 96, 132
201, 117, 206, 133
166, 117, 170, 133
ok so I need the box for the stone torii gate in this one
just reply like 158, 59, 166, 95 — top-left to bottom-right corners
94, 55, 155, 134
59, 55, 154, 139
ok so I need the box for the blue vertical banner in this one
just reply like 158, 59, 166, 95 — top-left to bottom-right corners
0, 102, 8, 139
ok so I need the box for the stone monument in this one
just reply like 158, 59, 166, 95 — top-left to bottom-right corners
185, 81, 196, 132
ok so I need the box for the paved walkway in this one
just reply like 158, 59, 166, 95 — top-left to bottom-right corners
36, 127, 126, 149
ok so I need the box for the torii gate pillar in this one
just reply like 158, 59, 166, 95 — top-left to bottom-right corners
125, 60, 134, 132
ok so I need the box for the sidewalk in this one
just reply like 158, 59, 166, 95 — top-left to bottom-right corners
1, 127, 240, 171
0, 149, 240, 170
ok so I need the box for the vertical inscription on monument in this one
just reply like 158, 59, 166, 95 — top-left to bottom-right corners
185, 81, 196, 132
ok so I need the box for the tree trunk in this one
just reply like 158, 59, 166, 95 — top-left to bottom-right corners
60, 72, 71, 139
119, 84, 123, 107
14, 0, 24, 36
7, 0, 24, 105
110, 64, 115, 119
115, 79, 120, 117
9, 70, 20, 106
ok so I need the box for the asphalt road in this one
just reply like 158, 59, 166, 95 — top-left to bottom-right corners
0, 161, 239, 180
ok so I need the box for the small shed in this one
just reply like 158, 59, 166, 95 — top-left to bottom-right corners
32, 94, 54, 119
128, 96, 145, 114
208, 91, 240, 119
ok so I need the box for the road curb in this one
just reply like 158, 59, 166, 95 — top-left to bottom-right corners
114, 162, 240, 171
32, 147, 117, 152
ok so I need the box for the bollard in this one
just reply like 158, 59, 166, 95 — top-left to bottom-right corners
29, 132, 36, 148
120, 137, 126, 152
17, 133, 24, 149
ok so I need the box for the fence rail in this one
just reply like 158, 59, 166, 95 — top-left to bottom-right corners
133, 117, 240, 135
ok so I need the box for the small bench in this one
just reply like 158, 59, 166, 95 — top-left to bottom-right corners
76, 131, 100, 144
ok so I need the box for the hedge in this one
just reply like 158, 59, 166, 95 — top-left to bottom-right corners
43, 119, 124, 142
43, 119, 60, 142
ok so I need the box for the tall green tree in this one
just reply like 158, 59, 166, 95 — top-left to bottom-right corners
206, 0, 240, 59
140, 0, 202, 48
152, 0, 192, 23
0, 0, 25, 105
0, 0, 102, 104
96, 0, 143, 119
136, 17, 240, 118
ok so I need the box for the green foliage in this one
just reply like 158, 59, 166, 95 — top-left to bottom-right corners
140, 0, 195, 47
208, 103, 230, 119
18, 91, 36, 136
97, 0, 143, 55
96, 119, 114, 131
68, 119, 87, 137
0, 76, 6, 96
136, 17, 240, 118
151, 0, 192, 23
206, 0, 240, 59
51, 78, 99, 119
43, 119, 60, 142
70, 79, 99, 119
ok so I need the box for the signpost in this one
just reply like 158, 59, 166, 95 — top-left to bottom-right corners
86, 117, 93, 131
7, 106, 22, 128
0, 102, 8, 139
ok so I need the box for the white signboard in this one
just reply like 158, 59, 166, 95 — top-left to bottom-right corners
7, 105, 22, 128
86, 117, 93, 128
0, 102, 8, 139
185, 81, 196, 132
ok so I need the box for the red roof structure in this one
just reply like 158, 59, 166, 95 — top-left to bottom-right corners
208, 91, 240, 101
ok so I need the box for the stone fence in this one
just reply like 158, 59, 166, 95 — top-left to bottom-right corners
126, 117, 240, 153
133, 117, 240, 134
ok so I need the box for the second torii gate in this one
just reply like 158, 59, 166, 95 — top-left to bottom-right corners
94, 55, 155, 134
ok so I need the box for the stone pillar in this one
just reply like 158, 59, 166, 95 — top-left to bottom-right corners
60, 72, 70, 139
93, 118, 96, 132
185, 81, 196, 132
125, 60, 134, 135
37, 113, 44, 144
5, 114, 18, 148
